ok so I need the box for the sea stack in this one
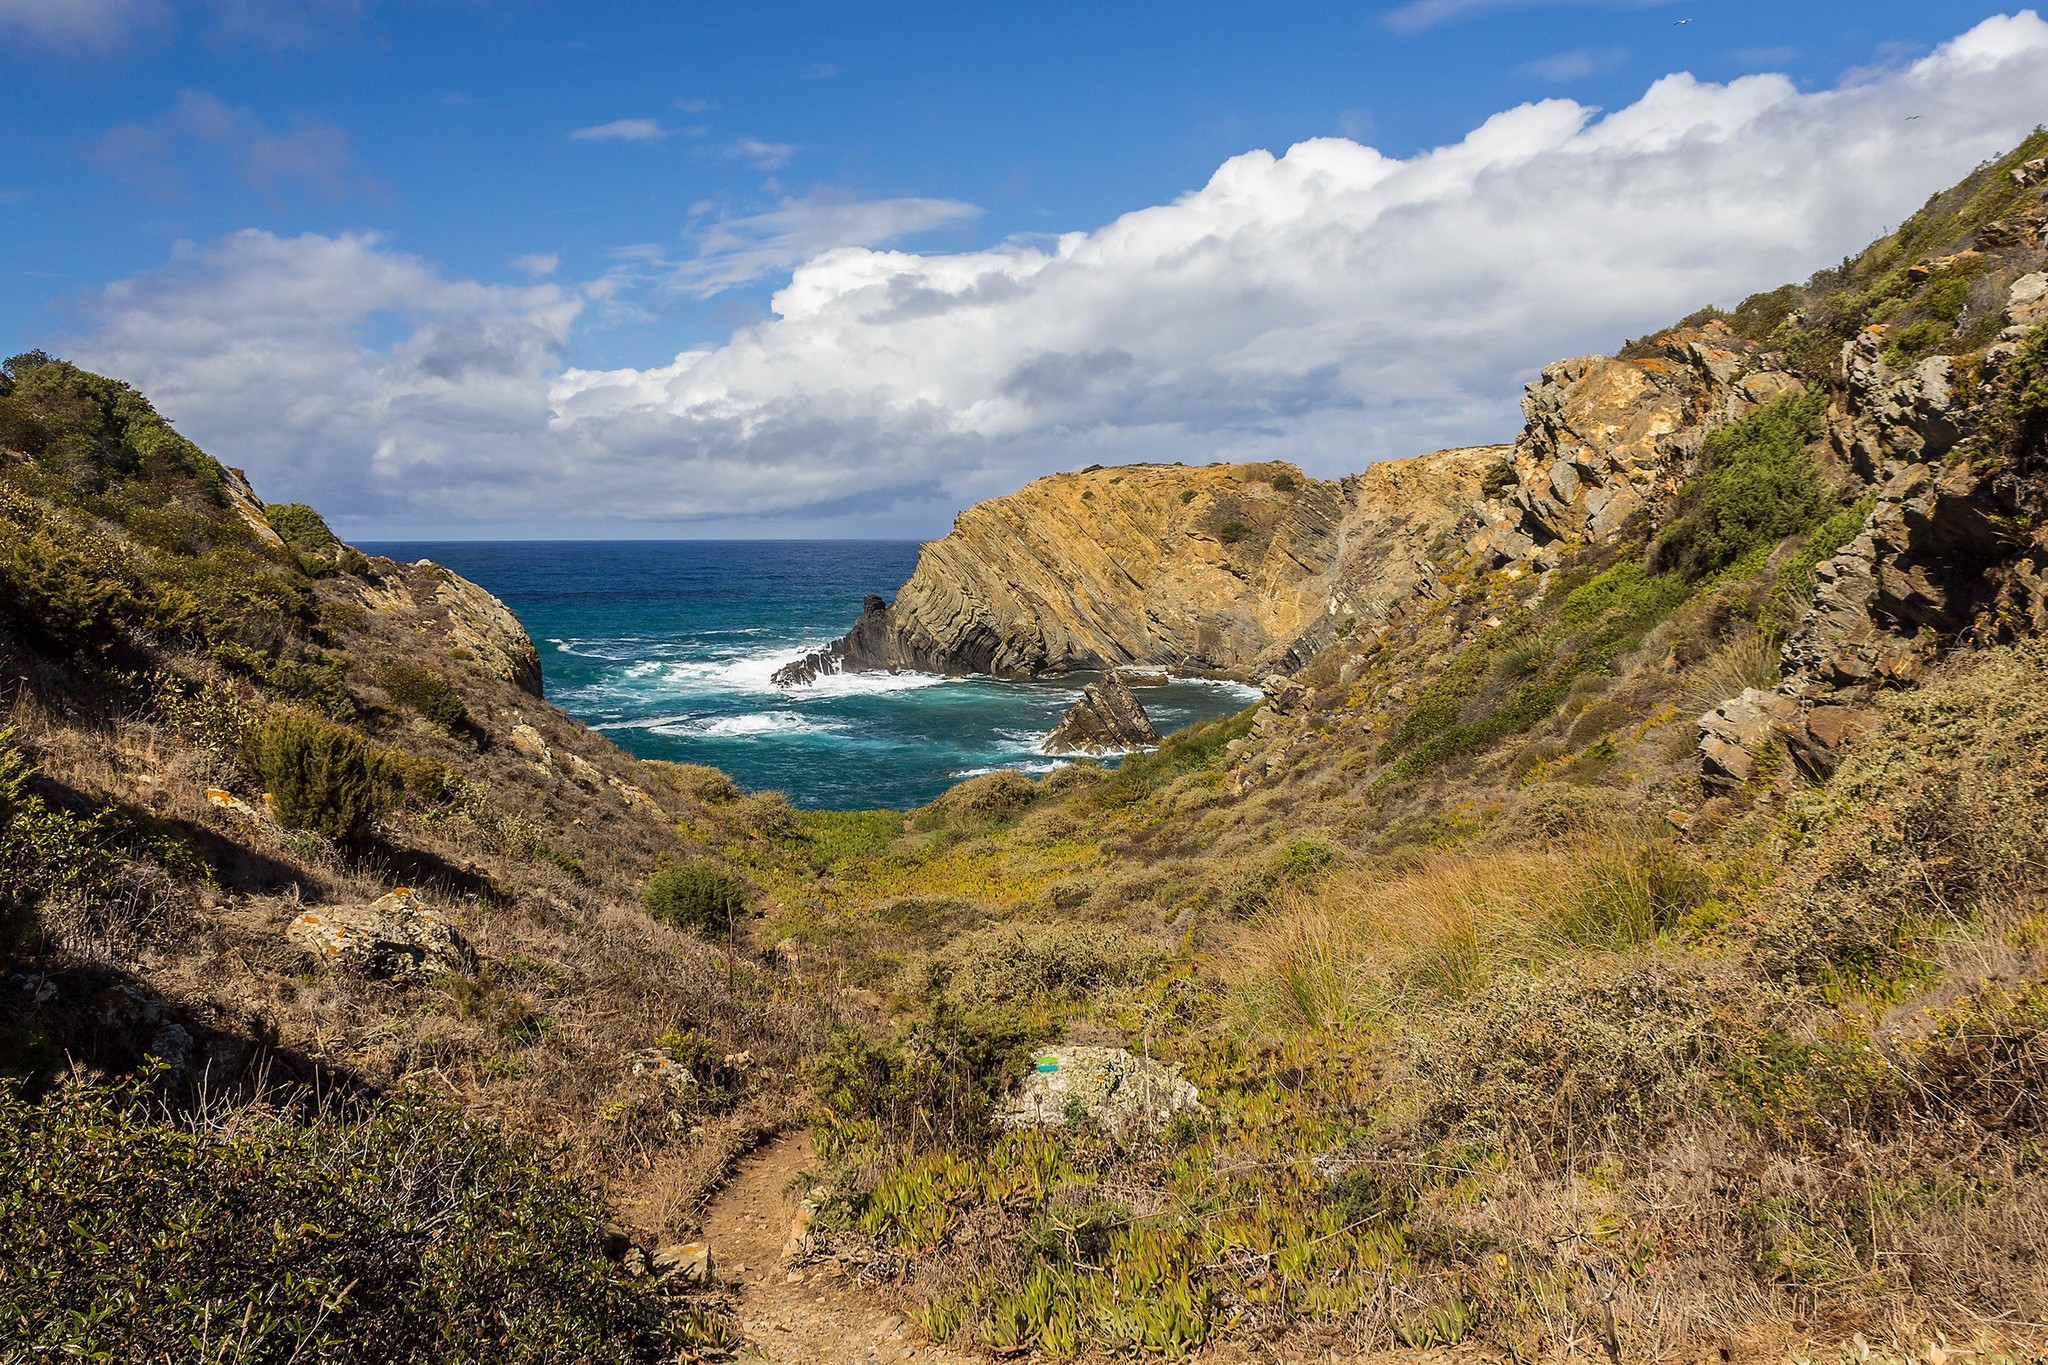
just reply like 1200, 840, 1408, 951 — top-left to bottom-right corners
1043, 672, 1163, 755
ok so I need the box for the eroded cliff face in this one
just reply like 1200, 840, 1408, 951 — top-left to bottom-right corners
1706, 270, 2048, 789
774, 454, 1497, 686
1465, 322, 1803, 568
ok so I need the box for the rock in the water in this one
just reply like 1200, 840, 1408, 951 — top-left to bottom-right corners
1114, 668, 1169, 687
286, 888, 476, 980
1043, 673, 1161, 755
1000, 1046, 1199, 1136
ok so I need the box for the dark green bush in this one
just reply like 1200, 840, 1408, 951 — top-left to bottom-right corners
1216, 521, 1250, 546
1478, 455, 1518, 499
641, 860, 748, 933
240, 711, 390, 841
265, 501, 338, 552
0, 489, 144, 651
0, 1078, 691, 1362
373, 661, 472, 733
1269, 471, 1298, 492
1651, 390, 1829, 581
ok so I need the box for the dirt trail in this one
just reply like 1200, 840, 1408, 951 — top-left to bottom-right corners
701, 1131, 975, 1365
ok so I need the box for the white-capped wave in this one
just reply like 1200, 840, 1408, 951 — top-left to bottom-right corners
952, 759, 1074, 778
652, 711, 846, 739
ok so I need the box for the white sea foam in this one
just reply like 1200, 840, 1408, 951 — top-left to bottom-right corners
952, 759, 1073, 778
643, 711, 847, 739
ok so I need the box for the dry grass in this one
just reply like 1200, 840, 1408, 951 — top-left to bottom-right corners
1228, 824, 1704, 1029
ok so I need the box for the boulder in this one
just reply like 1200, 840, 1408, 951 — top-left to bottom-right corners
651, 1242, 713, 1284
1697, 688, 1799, 792
1042, 673, 1161, 755
286, 888, 476, 980
999, 1045, 1199, 1137
1114, 668, 1170, 688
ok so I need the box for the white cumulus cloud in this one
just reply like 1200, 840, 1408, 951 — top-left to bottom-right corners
67, 12, 2048, 537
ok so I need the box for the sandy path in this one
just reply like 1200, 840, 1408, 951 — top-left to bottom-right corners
701, 1131, 977, 1365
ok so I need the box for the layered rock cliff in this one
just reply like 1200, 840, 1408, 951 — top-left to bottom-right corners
774, 453, 1498, 686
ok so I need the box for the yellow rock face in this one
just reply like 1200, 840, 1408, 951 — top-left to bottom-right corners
819, 453, 1497, 681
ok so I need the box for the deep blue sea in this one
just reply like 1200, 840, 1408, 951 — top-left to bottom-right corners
361, 542, 1259, 810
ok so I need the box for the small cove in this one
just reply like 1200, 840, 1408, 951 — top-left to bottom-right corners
363, 540, 1260, 810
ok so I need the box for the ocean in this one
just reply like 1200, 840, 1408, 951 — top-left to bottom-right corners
361, 541, 1261, 811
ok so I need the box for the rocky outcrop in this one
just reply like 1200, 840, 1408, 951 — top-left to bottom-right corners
775, 454, 1495, 686
286, 888, 476, 980
351, 559, 544, 696
1466, 322, 1802, 569
433, 571, 545, 695
1043, 672, 1162, 755
1705, 270, 2048, 786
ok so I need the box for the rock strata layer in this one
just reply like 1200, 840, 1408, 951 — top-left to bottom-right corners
774, 454, 1495, 686
1042, 672, 1162, 755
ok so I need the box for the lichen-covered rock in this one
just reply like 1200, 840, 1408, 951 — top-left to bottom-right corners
1043, 673, 1161, 755
999, 1046, 1199, 1136
433, 572, 544, 695
286, 888, 476, 980
1697, 688, 1799, 792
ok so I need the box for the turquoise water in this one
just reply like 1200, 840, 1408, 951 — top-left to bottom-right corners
362, 542, 1259, 810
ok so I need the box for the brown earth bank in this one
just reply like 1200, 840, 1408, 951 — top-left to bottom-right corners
6, 134, 2048, 1363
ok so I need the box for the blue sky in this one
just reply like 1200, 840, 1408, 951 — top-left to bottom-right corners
2, 1, 2043, 537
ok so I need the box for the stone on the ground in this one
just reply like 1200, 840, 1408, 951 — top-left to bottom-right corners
999, 1045, 1199, 1136
1697, 688, 1799, 791
652, 1241, 713, 1284
203, 787, 266, 820
285, 887, 476, 980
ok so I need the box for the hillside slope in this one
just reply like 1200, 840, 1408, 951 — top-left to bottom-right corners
4, 132, 2048, 1364
0, 352, 859, 1357
753, 134, 2048, 1365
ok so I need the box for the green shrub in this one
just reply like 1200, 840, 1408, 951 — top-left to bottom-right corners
1269, 471, 1298, 492
1272, 839, 1334, 884
915, 770, 1035, 831
0, 489, 143, 651
240, 711, 390, 841
728, 788, 800, 840
1216, 521, 1250, 546
373, 661, 472, 733
1972, 326, 2048, 472
1651, 390, 1829, 581
1881, 319, 1954, 367
264, 501, 337, 552
0, 1078, 693, 1362
641, 860, 748, 933
1478, 455, 1518, 499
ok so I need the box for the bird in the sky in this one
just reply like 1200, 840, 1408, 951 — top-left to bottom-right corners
1907, 115, 1923, 121
1674, 17, 1691, 24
